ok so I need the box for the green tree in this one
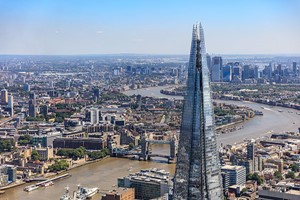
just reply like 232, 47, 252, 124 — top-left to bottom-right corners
56, 149, 69, 157
291, 163, 299, 172
0, 140, 13, 151
48, 160, 69, 172
18, 135, 33, 146
274, 171, 283, 180
87, 148, 110, 160
286, 171, 295, 179
246, 172, 264, 185
31, 150, 40, 161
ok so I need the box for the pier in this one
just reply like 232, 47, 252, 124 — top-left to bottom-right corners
25, 173, 71, 189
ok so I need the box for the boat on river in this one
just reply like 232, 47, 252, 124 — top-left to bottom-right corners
76, 185, 99, 199
41, 181, 54, 187
24, 185, 39, 192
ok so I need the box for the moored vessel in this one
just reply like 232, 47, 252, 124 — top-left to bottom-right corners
24, 185, 39, 192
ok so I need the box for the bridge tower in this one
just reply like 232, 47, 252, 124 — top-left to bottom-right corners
140, 135, 149, 160
169, 136, 176, 160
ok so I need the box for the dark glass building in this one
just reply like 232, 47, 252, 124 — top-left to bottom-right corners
173, 24, 223, 199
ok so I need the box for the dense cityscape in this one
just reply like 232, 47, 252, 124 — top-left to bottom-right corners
1, 1, 300, 200
0, 50, 300, 199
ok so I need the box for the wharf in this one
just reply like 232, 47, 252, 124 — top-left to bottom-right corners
26, 173, 71, 188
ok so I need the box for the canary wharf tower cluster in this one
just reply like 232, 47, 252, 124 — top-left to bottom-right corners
173, 24, 223, 199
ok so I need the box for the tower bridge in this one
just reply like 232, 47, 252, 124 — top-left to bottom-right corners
111, 136, 177, 163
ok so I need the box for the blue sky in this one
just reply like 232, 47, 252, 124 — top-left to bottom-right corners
0, 0, 299, 55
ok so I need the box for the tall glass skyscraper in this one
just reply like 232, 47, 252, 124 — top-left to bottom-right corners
173, 24, 223, 199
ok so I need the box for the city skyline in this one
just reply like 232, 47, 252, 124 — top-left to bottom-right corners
0, 0, 300, 55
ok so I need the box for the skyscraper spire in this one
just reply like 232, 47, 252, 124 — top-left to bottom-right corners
173, 24, 223, 199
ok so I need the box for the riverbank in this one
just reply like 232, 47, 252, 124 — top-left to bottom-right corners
2, 145, 175, 200
0, 181, 25, 190
123, 86, 300, 145
43, 156, 110, 179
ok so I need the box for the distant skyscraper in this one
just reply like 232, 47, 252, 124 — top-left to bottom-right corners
211, 56, 222, 82
254, 65, 259, 79
293, 62, 297, 76
8, 95, 13, 116
0, 89, 8, 104
265, 63, 273, 79
232, 64, 242, 81
242, 65, 250, 80
173, 24, 223, 199
222, 65, 232, 82
277, 64, 282, 76
206, 53, 212, 73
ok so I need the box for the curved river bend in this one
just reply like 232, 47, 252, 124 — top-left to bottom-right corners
2, 86, 299, 200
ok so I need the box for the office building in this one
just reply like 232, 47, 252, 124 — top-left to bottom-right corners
223, 65, 232, 82
211, 56, 223, 82
254, 65, 259, 79
206, 54, 211, 73
221, 165, 246, 191
173, 24, 223, 199
293, 62, 297, 76
0, 165, 17, 182
242, 65, 251, 80
118, 168, 170, 199
232, 65, 243, 80
1, 89, 8, 104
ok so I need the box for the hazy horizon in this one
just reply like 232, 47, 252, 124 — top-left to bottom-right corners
1, 0, 300, 55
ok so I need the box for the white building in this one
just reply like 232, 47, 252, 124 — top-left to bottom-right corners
8, 95, 13, 116
90, 108, 99, 124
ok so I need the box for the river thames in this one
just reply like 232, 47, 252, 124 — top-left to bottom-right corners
2, 86, 300, 200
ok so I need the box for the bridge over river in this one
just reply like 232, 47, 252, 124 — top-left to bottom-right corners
112, 136, 176, 162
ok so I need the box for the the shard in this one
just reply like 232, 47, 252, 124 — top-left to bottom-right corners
173, 24, 223, 199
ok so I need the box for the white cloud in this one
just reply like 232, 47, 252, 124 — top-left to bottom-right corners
96, 31, 104, 34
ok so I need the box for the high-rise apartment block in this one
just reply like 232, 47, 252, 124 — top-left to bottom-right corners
1, 89, 8, 104
8, 95, 13, 116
